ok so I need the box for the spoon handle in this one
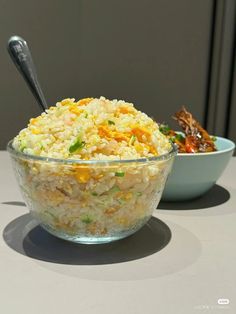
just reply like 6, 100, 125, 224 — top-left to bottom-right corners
7, 35, 48, 111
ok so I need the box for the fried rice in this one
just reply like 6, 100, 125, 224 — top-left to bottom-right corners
11, 97, 174, 242
12, 96, 171, 159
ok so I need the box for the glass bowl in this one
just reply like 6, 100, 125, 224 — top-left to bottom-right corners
7, 140, 177, 244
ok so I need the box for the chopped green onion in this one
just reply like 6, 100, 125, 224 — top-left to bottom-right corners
19, 140, 27, 152
20, 145, 27, 152
211, 136, 217, 141
118, 199, 125, 205
130, 135, 136, 145
84, 112, 88, 118
69, 137, 86, 153
91, 192, 98, 196
159, 124, 171, 135
108, 120, 115, 125
81, 215, 93, 224
175, 133, 185, 142
39, 142, 44, 150
110, 185, 121, 193
115, 171, 125, 177
169, 137, 176, 143
44, 211, 56, 219
137, 192, 142, 196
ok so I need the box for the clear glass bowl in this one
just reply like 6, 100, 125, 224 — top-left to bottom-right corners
7, 141, 177, 244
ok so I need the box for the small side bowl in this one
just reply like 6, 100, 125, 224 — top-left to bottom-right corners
161, 136, 235, 202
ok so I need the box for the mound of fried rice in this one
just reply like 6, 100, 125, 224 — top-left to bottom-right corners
13, 97, 171, 160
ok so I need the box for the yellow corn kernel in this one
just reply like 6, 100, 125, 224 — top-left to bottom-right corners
118, 106, 135, 114
93, 173, 104, 180
98, 125, 130, 142
134, 142, 144, 153
80, 201, 87, 208
77, 98, 93, 106
113, 132, 130, 142
41, 189, 64, 206
69, 106, 82, 115
100, 227, 108, 235
116, 217, 130, 227
54, 221, 76, 234
105, 207, 119, 215
98, 125, 111, 138
30, 117, 40, 125
149, 145, 157, 154
75, 167, 91, 183
116, 191, 124, 198
124, 192, 133, 200
31, 128, 41, 134
87, 222, 97, 235
61, 98, 74, 106
131, 126, 151, 142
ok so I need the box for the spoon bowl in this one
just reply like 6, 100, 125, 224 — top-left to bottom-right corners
7, 35, 48, 111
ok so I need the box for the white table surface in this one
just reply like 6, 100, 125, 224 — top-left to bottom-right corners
0, 151, 235, 314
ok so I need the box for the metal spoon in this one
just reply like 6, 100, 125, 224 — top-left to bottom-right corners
7, 35, 48, 111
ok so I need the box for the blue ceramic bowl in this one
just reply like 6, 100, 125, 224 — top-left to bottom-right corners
161, 136, 235, 201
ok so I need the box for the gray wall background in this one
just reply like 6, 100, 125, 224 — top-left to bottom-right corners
0, 0, 235, 149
